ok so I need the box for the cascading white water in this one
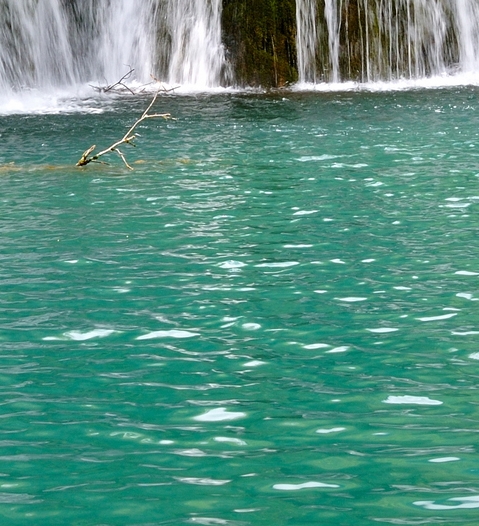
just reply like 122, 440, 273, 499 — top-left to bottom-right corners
0, 0, 226, 95
0, 0, 76, 90
167, 0, 227, 87
324, 0, 340, 83
296, 0, 479, 84
296, 0, 318, 83
453, 0, 479, 72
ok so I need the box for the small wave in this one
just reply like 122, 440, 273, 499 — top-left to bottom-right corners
366, 328, 399, 333
417, 313, 457, 322
218, 260, 247, 270
43, 329, 118, 341
175, 477, 231, 486
242, 323, 261, 331
383, 395, 443, 406
214, 437, 247, 446
136, 330, 199, 340
428, 457, 459, 463
194, 408, 246, 422
415, 496, 479, 510
336, 297, 368, 302
297, 155, 340, 162
292, 210, 319, 216
255, 262, 299, 268
316, 427, 346, 434
304, 343, 330, 350
326, 346, 350, 353
273, 481, 339, 490
242, 360, 266, 367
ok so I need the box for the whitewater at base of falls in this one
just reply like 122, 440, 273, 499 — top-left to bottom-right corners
0, 0, 229, 114
0, 83, 241, 117
294, 71, 479, 93
3, 73, 479, 116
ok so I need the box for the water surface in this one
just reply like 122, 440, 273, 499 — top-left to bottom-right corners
1, 88, 479, 525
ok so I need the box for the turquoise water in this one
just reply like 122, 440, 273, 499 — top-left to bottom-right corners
1, 88, 479, 525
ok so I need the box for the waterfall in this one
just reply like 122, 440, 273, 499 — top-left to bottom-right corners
0, 0, 226, 94
324, 0, 340, 83
296, 0, 479, 84
167, 0, 227, 87
296, 0, 319, 83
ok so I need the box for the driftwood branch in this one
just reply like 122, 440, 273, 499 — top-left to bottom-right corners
76, 90, 171, 170
89, 69, 180, 96
90, 67, 136, 94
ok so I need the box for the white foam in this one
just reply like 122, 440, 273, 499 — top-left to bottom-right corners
255, 262, 299, 268
336, 297, 367, 302
188, 518, 231, 525
242, 323, 261, 331
67, 329, 118, 341
445, 202, 471, 208
326, 346, 350, 354
417, 313, 457, 322
304, 343, 330, 350
194, 408, 246, 422
218, 260, 247, 270
43, 329, 118, 341
292, 210, 319, 216
175, 477, 230, 486
297, 155, 339, 162
293, 72, 479, 93
284, 244, 313, 248
383, 395, 443, 406
366, 328, 399, 333
136, 330, 199, 340
316, 427, 346, 434
414, 496, 479, 510
456, 293, 477, 300
0, 85, 110, 115
334, 163, 368, 169
273, 481, 339, 490
428, 457, 459, 463
243, 360, 266, 367
455, 270, 479, 276
214, 437, 247, 446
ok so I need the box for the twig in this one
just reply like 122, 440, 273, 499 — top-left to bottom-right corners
90, 68, 136, 94
76, 90, 171, 170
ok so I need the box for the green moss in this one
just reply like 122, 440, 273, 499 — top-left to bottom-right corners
222, 0, 298, 87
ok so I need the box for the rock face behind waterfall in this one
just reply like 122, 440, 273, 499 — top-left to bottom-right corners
222, 0, 298, 87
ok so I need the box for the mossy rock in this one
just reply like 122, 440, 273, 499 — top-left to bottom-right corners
222, 0, 298, 87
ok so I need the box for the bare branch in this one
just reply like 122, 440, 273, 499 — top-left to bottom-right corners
90, 68, 136, 94
76, 89, 171, 170
76, 145, 97, 167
